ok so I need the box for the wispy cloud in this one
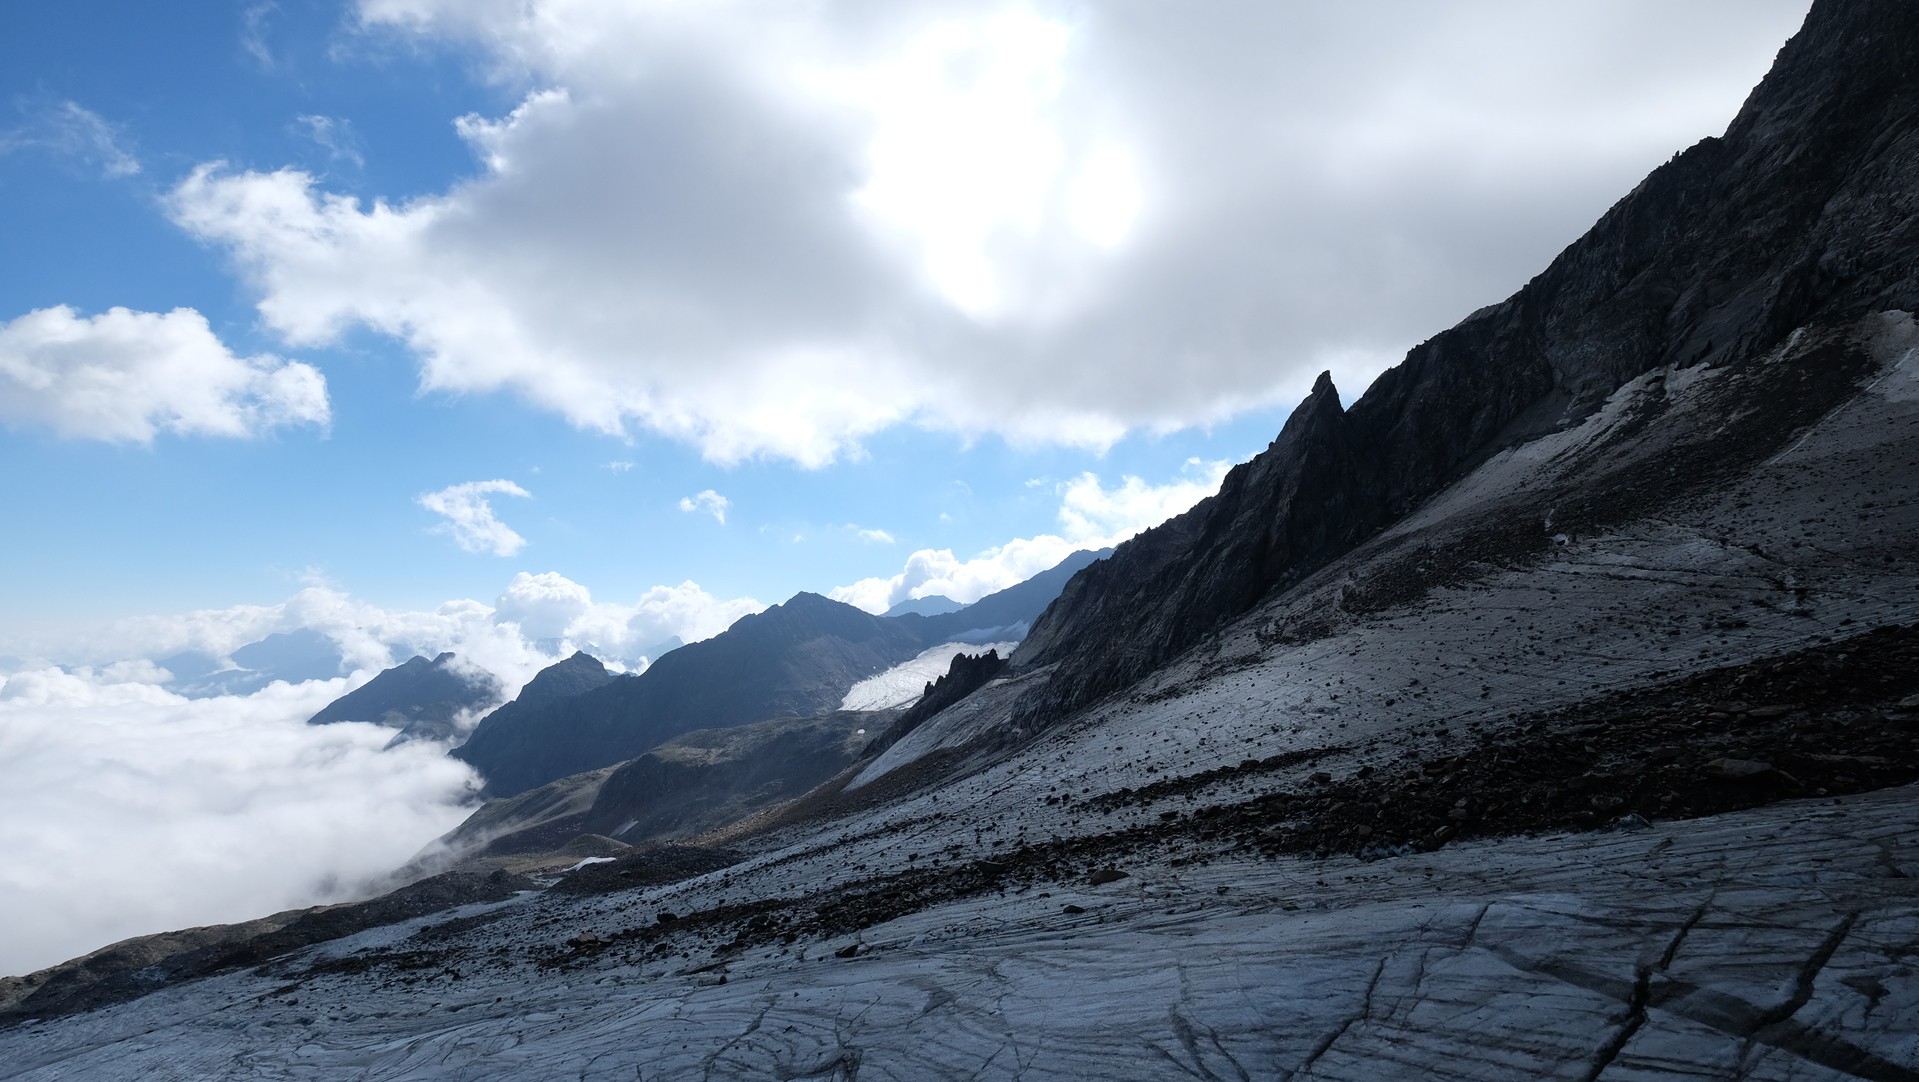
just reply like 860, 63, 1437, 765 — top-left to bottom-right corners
1, 100, 139, 178
603, 460, 634, 472
291, 114, 364, 169
677, 489, 729, 524
240, 2, 278, 69
853, 526, 895, 544
418, 480, 532, 556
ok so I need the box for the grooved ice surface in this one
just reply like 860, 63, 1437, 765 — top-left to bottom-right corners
3, 788, 1916, 1080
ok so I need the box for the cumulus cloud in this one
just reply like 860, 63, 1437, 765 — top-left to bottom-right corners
677, 489, 730, 524
0, 99, 139, 178
0, 668, 478, 976
0, 305, 329, 442
496, 571, 763, 657
165, 0, 1809, 465
832, 458, 1229, 613
1055, 458, 1231, 541
418, 479, 531, 556
2, 572, 765, 694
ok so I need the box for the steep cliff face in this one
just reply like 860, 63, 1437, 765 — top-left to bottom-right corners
1014, 0, 1919, 722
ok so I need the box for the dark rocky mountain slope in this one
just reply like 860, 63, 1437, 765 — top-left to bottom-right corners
437, 711, 881, 866
452, 593, 924, 797
305, 652, 502, 746
451, 551, 1104, 799
1013, 0, 1919, 724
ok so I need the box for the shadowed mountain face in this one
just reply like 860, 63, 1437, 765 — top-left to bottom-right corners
449, 553, 1105, 799
452, 594, 925, 797
305, 652, 502, 746
1013, 0, 1919, 724
438, 711, 881, 864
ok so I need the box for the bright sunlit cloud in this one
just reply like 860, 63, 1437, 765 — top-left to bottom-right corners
153, 1, 1810, 467
0, 305, 329, 442
831, 457, 1229, 613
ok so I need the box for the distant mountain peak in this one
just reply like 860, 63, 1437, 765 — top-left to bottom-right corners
305, 652, 502, 746
884, 595, 963, 618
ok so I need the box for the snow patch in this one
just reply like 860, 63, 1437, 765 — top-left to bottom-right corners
839, 642, 1016, 712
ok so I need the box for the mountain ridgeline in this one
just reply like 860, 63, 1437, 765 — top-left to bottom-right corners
305, 652, 502, 746
449, 549, 1106, 797
1011, 0, 1919, 725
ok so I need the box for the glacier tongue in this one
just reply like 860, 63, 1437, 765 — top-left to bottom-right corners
5, 785, 1917, 1080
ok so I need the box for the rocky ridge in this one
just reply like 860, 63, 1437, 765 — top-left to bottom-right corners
1013, 0, 1919, 727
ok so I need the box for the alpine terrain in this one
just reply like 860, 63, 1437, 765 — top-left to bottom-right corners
3, 3, 1918, 1078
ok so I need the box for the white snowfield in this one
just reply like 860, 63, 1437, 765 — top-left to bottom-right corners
2, 787, 1916, 1080
840, 642, 1017, 712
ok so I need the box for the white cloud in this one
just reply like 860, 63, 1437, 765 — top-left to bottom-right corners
0, 668, 478, 976
677, 489, 730, 524
854, 527, 896, 544
604, 460, 634, 472
0, 99, 139, 178
495, 571, 763, 657
0, 573, 765, 695
832, 458, 1229, 613
165, 1, 1808, 466
1055, 458, 1231, 541
0, 305, 329, 442
493, 570, 591, 640
0, 563, 764, 975
418, 479, 531, 556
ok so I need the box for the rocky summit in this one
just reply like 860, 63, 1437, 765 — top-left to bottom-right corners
3, 3, 1918, 1078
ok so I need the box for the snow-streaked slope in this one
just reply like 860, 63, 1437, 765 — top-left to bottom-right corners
840, 642, 1015, 712
4, 786, 1915, 1080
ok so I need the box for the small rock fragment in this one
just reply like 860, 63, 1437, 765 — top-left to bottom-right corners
1087, 867, 1129, 886
1704, 757, 1777, 781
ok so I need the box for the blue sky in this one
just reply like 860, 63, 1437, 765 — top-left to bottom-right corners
0, 0, 1812, 666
